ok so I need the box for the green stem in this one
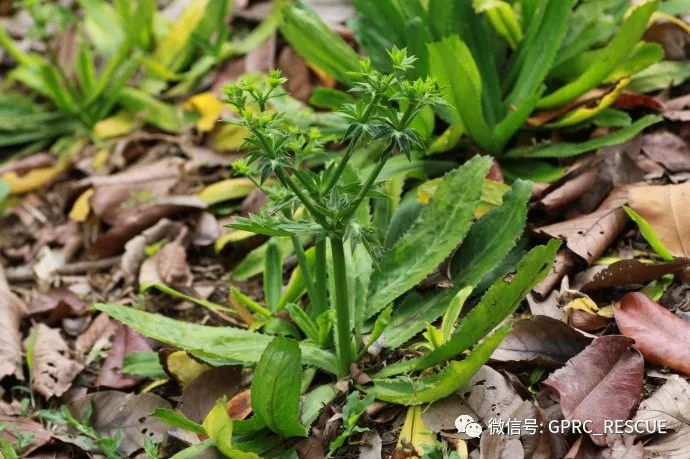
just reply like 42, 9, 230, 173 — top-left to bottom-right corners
330, 236, 353, 372
339, 143, 394, 224
312, 238, 328, 317
290, 235, 319, 311
323, 140, 357, 193
275, 168, 330, 229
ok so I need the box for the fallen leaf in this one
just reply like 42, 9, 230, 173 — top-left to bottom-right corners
193, 212, 219, 246
184, 92, 224, 132
198, 178, 255, 206
68, 188, 94, 222
121, 218, 186, 279
580, 258, 690, 293
479, 433, 524, 459
491, 316, 592, 368
296, 436, 326, 459
0, 415, 52, 456
93, 111, 136, 139
640, 131, 690, 173
393, 405, 438, 459
226, 389, 252, 420
98, 324, 153, 389
633, 375, 690, 459
615, 292, 690, 376
179, 366, 243, 423
543, 335, 644, 446
74, 312, 118, 357
0, 153, 55, 176
535, 187, 629, 264
0, 264, 26, 379
157, 231, 192, 286
68, 391, 171, 456
2, 162, 68, 194
358, 430, 382, 459
630, 182, 690, 257
25, 323, 84, 398
28, 288, 88, 324
458, 366, 530, 425
279, 47, 315, 103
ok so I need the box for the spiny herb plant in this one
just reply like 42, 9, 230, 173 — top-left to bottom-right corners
96, 50, 559, 456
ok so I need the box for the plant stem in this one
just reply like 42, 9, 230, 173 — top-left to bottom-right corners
330, 236, 353, 372
290, 235, 319, 310
275, 168, 330, 229
339, 143, 394, 224
312, 238, 328, 317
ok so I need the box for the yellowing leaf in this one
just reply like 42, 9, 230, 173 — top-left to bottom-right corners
394, 406, 438, 459
2, 162, 68, 194
93, 111, 136, 139
69, 188, 94, 222
163, 350, 211, 388
184, 92, 224, 132
546, 78, 630, 128
198, 178, 255, 205
211, 124, 250, 152
154, 0, 209, 71
91, 148, 110, 170
565, 296, 599, 314
215, 230, 256, 252
417, 178, 510, 218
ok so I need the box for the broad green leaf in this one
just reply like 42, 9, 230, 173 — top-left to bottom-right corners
252, 337, 308, 437
473, 0, 523, 48
428, 36, 496, 152
372, 179, 532, 352
119, 88, 183, 132
203, 400, 260, 459
627, 61, 690, 93
506, 114, 661, 158
93, 304, 341, 375
78, 0, 126, 56
152, 408, 205, 434
301, 384, 338, 428
368, 326, 511, 405
624, 206, 674, 261
500, 158, 565, 182
122, 351, 166, 379
280, 3, 360, 84
378, 238, 559, 378
537, 0, 659, 108
367, 156, 491, 317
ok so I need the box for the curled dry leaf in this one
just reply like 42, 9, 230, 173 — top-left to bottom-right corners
491, 315, 592, 369
633, 375, 690, 459
580, 258, 690, 293
28, 287, 88, 324
25, 323, 84, 398
121, 218, 185, 279
615, 292, 690, 376
458, 366, 530, 425
69, 391, 171, 456
543, 335, 644, 446
535, 187, 629, 265
0, 264, 26, 379
630, 181, 690, 258
157, 230, 192, 286
98, 324, 152, 389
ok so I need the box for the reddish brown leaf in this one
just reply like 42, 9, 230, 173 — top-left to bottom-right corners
616, 292, 690, 376
580, 258, 690, 293
28, 288, 88, 324
543, 335, 644, 446
226, 389, 252, 420
98, 324, 152, 389
491, 315, 592, 368
179, 366, 243, 423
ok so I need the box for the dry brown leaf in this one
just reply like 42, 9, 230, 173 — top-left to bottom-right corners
74, 312, 118, 357
640, 131, 690, 173
535, 187, 629, 264
543, 335, 644, 446
0, 153, 55, 176
28, 287, 88, 324
491, 315, 592, 368
179, 366, 243, 423
479, 433, 524, 459
580, 258, 690, 293
633, 375, 690, 459
0, 264, 26, 379
226, 389, 252, 420
121, 218, 185, 279
615, 292, 690, 376
630, 181, 690, 257
25, 323, 84, 398
68, 391, 171, 456
157, 230, 192, 286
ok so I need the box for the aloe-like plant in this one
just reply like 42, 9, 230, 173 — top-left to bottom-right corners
280, 0, 667, 174
96, 52, 558, 455
0, 0, 274, 155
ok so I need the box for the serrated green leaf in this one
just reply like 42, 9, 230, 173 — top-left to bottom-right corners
368, 326, 511, 405
122, 351, 166, 379
252, 337, 308, 437
93, 304, 341, 375
367, 156, 491, 317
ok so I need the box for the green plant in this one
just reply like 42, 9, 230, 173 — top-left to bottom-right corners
96, 53, 558, 454
279, 0, 672, 179
0, 0, 275, 156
